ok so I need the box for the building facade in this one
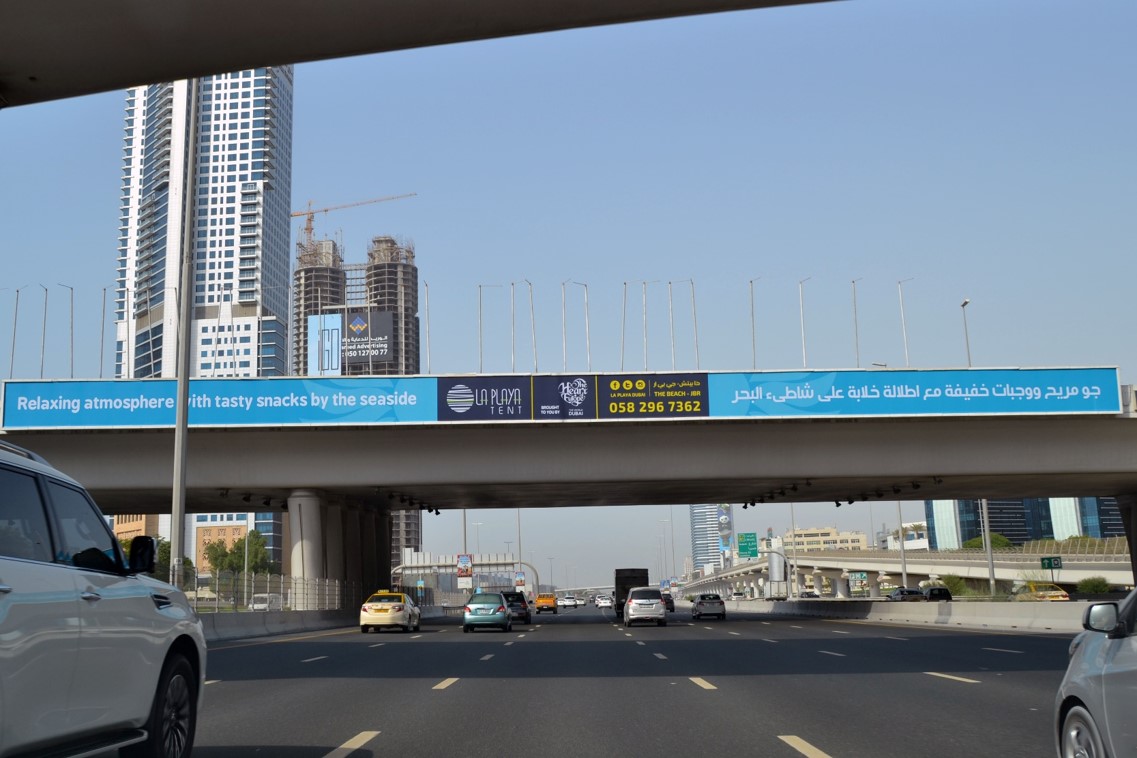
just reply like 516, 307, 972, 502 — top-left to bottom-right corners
925, 497, 1126, 549
783, 526, 869, 553
689, 504, 726, 575
115, 67, 294, 379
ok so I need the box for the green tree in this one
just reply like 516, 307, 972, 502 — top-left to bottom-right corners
962, 533, 1013, 549
939, 574, 969, 596
202, 531, 273, 575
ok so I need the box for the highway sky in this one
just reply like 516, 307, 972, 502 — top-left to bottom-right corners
2, 0, 1134, 586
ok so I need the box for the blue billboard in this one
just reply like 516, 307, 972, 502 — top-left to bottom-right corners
708, 367, 1120, 418
0, 367, 1120, 430
1, 377, 437, 429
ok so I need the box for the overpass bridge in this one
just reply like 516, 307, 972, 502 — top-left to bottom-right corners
682, 546, 1135, 599
4, 366, 1136, 596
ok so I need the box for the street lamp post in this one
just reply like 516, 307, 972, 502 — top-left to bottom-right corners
748, 277, 760, 370
898, 278, 914, 367
851, 278, 863, 368
897, 501, 909, 588
10, 285, 26, 379
667, 281, 676, 370
524, 279, 537, 372
798, 277, 811, 368
38, 284, 48, 379
423, 281, 431, 374
59, 283, 74, 378
961, 298, 972, 368
572, 282, 591, 371
547, 557, 555, 592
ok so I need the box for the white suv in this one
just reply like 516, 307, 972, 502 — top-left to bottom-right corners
0, 440, 206, 757
623, 586, 667, 627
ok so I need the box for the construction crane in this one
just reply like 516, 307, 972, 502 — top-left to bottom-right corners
291, 192, 417, 252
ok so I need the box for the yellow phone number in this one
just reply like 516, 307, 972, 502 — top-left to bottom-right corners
608, 400, 702, 414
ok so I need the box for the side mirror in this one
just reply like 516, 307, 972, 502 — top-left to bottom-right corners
128, 536, 157, 574
1084, 602, 1119, 634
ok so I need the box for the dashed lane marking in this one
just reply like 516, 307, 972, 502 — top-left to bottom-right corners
831, 630, 850, 634
205, 680, 220, 685
636, 641, 646, 646
302, 656, 327, 663
690, 677, 717, 690
433, 678, 460, 690
322, 731, 381, 758
654, 653, 668, 660
982, 647, 1024, 654
819, 650, 846, 657
778, 735, 833, 758
504, 641, 514, 646
885, 636, 908, 641
369, 643, 385, 648
480, 654, 494, 661
761, 639, 779, 643
410, 634, 422, 639
728, 631, 741, 636
925, 672, 980, 684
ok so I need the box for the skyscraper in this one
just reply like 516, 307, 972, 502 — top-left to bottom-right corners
114, 68, 294, 571
115, 67, 294, 379
689, 503, 725, 575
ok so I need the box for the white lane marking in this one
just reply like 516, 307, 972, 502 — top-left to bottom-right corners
778, 735, 833, 758
925, 671, 980, 684
689, 677, 717, 690
703, 626, 713, 630
790, 625, 804, 629
636, 641, 646, 646
654, 653, 668, 660
504, 641, 514, 646
322, 731, 381, 758
369, 643, 385, 648
205, 680, 221, 685
728, 631, 741, 636
761, 621, 771, 625
480, 654, 494, 661
885, 636, 908, 641
982, 647, 1024, 654
761, 639, 779, 644
410, 634, 422, 639
819, 650, 846, 657
625, 633, 633, 637
302, 656, 327, 663
831, 630, 850, 635
433, 678, 460, 690
517, 634, 526, 639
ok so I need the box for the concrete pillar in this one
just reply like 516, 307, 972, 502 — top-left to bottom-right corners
288, 489, 325, 610
828, 571, 850, 599
811, 568, 824, 596
344, 507, 363, 596
325, 503, 345, 583
869, 572, 889, 599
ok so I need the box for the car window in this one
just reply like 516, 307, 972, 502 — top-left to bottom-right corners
0, 466, 53, 563
470, 593, 501, 604
369, 594, 402, 604
701, 594, 721, 601
46, 480, 122, 573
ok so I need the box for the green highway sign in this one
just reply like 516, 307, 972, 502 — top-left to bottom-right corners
1041, 556, 1063, 569
738, 532, 758, 559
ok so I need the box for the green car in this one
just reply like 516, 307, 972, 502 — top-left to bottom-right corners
463, 592, 512, 633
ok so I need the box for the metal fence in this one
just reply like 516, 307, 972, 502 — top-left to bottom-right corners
183, 569, 367, 613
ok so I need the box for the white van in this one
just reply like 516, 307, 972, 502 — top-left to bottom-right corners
248, 592, 283, 611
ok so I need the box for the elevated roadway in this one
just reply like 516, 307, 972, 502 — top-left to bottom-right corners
1, 0, 838, 108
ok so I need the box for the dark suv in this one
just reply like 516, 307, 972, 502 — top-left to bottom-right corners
501, 590, 532, 624
923, 586, 953, 602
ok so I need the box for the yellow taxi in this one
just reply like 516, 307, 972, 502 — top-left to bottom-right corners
360, 590, 422, 632
1011, 582, 1070, 601
535, 592, 558, 614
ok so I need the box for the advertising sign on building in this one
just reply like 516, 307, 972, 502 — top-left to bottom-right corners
306, 314, 342, 376
343, 310, 393, 367
515, 571, 525, 588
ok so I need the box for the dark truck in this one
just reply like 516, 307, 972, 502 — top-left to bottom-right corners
613, 568, 650, 618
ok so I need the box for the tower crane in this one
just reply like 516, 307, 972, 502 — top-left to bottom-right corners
291, 192, 417, 251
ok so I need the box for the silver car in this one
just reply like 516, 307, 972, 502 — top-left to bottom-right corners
623, 586, 667, 627
1054, 588, 1137, 758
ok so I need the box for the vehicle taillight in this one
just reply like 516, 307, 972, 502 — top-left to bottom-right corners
361, 604, 370, 612
496, 605, 506, 613
392, 604, 404, 612
463, 606, 472, 613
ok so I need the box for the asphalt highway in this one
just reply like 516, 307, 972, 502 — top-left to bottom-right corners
193, 602, 1073, 757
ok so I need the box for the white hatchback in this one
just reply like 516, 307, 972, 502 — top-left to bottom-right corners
0, 441, 206, 758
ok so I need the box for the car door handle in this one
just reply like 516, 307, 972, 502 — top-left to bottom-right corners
80, 591, 102, 602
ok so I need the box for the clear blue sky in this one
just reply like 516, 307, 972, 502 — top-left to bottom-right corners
2, 0, 1134, 586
